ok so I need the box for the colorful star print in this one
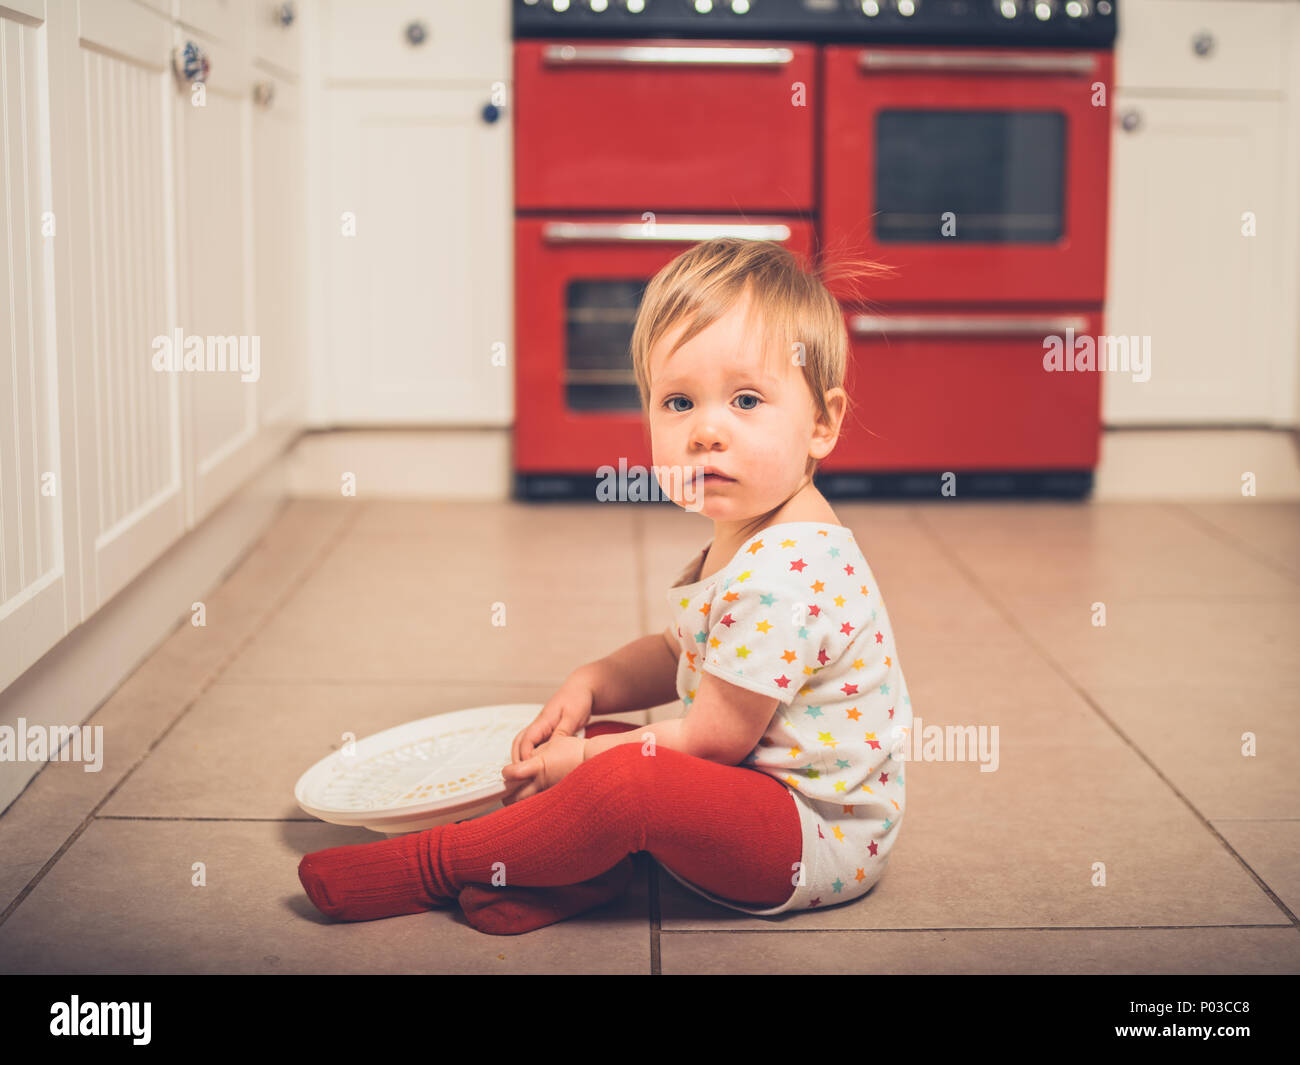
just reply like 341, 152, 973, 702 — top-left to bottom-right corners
664, 521, 911, 918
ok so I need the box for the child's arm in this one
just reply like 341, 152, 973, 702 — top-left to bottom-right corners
571, 626, 681, 717
583, 670, 779, 766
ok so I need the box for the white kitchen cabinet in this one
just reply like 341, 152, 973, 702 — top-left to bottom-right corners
1104, 0, 1296, 426
0, 0, 72, 693
1118, 0, 1288, 95
1105, 95, 1285, 424
322, 0, 508, 84
251, 0, 302, 76
61, 0, 188, 614
171, 23, 264, 526
251, 75, 307, 431
318, 0, 512, 425
0, 0, 308, 699
324, 85, 512, 425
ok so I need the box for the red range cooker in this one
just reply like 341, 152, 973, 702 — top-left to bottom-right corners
512, 0, 1119, 500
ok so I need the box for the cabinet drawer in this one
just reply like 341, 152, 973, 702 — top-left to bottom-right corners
177, 0, 249, 50
323, 0, 508, 82
251, 0, 301, 75
1117, 0, 1287, 93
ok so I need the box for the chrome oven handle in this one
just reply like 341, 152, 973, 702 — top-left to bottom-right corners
543, 44, 795, 68
848, 315, 1090, 337
542, 223, 793, 244
857, 51, 1097, 76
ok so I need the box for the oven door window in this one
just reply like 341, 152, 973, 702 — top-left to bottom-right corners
565, 280, 646, 411
875, 110, 1065, 243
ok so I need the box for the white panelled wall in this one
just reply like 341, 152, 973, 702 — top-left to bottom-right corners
0, 0, 306, 699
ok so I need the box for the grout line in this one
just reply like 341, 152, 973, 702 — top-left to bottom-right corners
0, 504, 366, 930
206, 677, 575, 687
637, 514, 663, 974
649, 859, 662, 975
654, 923, 1299, 934
94, 815, 320, 822
1163, 501, 1300, 586
908, 506, 1300, 932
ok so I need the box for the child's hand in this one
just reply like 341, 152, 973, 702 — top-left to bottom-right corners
511, 676, 595, 763
501, 734, 586, 805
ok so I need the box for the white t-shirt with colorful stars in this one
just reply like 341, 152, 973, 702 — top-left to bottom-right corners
660, 521, 912, 915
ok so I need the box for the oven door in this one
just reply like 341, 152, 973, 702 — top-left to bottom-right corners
820, 310, 1105, 471
515, 218, 817, 479
514, 39, 816, 211
822, 47, 1113, 305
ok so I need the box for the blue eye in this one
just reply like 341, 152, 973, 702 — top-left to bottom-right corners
736, 394, 760, 410
665, 397, 691, 413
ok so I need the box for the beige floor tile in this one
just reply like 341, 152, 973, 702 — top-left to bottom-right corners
659, 927, 1300, 975
220, 583, 641, 684
1212, 820, 1300, 918
0, 820, 653, 974
1178, 502, 1300, 582
345, 499, 641, 546
219, 502, 646, 683
300, 505, 641, 603
0, 500, 355, 916
1009, 599, 1300, 693
1080, 684, 1300, 820
99, 682, 574, 820
913, 501, 1297, 601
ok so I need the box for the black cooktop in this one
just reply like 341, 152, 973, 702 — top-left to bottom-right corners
514, 0, 1118, 48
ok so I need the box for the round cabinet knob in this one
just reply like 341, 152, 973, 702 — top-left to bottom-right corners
481, 102, 502, 124
1192, 32, 1215, 58
405, 21, 427, 46
1119, 108, 1141, 133
276, 2, 295, 28
171, 41, 210, 84
253, 80, 276, 108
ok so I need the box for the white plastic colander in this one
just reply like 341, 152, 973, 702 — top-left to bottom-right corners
294, 703, 580, 835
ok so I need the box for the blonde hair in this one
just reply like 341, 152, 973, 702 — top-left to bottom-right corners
629, 238, 895, 476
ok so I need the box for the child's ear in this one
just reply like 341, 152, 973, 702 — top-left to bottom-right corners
813, 388, 848, 447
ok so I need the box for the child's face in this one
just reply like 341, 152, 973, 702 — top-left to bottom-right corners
645, 290, 837, 520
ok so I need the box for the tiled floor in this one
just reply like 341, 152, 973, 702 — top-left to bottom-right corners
1, 498, 1297, 974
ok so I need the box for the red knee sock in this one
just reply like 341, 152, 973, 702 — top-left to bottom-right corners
298, 721, 645, 929
457, 857, 636, 935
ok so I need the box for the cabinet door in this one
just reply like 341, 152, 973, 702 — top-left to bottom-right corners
172, 25, 261, 525
0, 0, 72, 691
251, 75, 306, 429
61, 0, 186, 614
326, 87, 511, 424
1104, 95, 1284, 424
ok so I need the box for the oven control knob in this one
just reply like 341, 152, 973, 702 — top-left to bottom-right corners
1063, 0, 1091, 16
995, 0, 1022, 18
893, 0, 919, 15
1031, 0, 1057, 19
859, 0, 883, 15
